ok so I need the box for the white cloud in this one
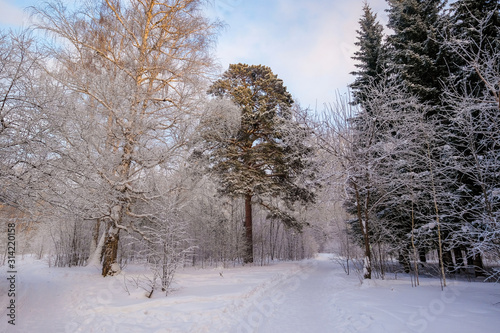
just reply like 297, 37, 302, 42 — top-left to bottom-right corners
210, 0, 389, 109
0, 0, 29, 27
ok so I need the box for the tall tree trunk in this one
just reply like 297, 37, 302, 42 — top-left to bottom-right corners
70, 222, 78, 267
88, 219, 101, 260
426, 143, 446, 288
244, 193, 253, 263
354, 182, 371, 279
102, 225, 120, 276
410, 199, 419, 285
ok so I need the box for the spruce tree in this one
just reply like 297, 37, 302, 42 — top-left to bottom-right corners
447, 0, 500, 91
345, 1, 451, 275
204, 64, 317, 263
442, 0, 500, 273
386, 0, 447, 105
350, 2, 385, 107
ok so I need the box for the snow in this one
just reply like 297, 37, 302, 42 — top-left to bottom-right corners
1, 254, 500, 333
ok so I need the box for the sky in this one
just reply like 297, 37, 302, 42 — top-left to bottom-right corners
0, 0, 390, 110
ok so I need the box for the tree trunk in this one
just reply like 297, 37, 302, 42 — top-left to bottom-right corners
473, 253, 485, 277
442, 250, 454, 273
426, 142, 446, 287
244, 193, 253, 263
87, 231, 106, 267
453, 247, 465, 272
89, 219, 101, 260
464, 247, 471, 264
399, 250, 411, 274
354, 182, 371, 279
419, 249, 427, 263
102, 226, 120, 276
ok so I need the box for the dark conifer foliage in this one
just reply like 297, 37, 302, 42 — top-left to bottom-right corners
447, 0, 500, 92
203, 63, 317, 263
385, 0, 447, 104
442, 0, 500, 274
350, 2, 385, 107
344, 0, 500, 280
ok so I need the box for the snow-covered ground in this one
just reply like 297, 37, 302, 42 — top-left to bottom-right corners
1, 253, 500, 333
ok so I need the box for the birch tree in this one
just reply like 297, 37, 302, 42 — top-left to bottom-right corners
31, 0, 219, 276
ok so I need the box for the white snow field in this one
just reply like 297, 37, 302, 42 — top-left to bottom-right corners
1, 253, 500, 333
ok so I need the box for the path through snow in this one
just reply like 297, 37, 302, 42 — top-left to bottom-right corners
234, 254, 354, 332
232, 253, 500, 333
2, 254, 500, 333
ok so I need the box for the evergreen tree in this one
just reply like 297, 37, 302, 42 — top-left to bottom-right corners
441, 0, 500, 274
386, 0, 447, 105
350, 2, 385, 107
447, 0, 500, 92
343, 78, 440, 279
384, 0, 455, 272
203, 63, 317, 263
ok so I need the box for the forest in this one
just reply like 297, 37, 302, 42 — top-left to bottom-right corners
0, 0, 499, 297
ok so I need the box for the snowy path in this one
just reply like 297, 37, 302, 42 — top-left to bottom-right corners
259, 255, 353, 333
233, 254, 359, 333
231, 254, 500, 333
2, 255, 500, 333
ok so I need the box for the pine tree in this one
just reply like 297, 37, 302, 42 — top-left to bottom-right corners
350, 2, 385, 107
204, 63, 317, 263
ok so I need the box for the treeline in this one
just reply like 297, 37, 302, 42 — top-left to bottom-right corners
329, 0, 500, 284
0, 0, 329, 296
1, 0, 499, 293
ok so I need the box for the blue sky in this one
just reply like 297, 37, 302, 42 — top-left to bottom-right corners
208, 0, 389, 109
1, 0, 389, 109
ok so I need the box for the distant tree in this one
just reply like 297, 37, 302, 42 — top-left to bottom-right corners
350, 2, 385, 107
203, 63, 317, 263
319, 94, 375, 279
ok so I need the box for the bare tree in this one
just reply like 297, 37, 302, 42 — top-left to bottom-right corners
0, 30, 61, 263
318, 93, 375, 279
31, 0, 219, 276
319, 77, 449, 282
441, 12, 500, 279
0, 30, 52, 207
